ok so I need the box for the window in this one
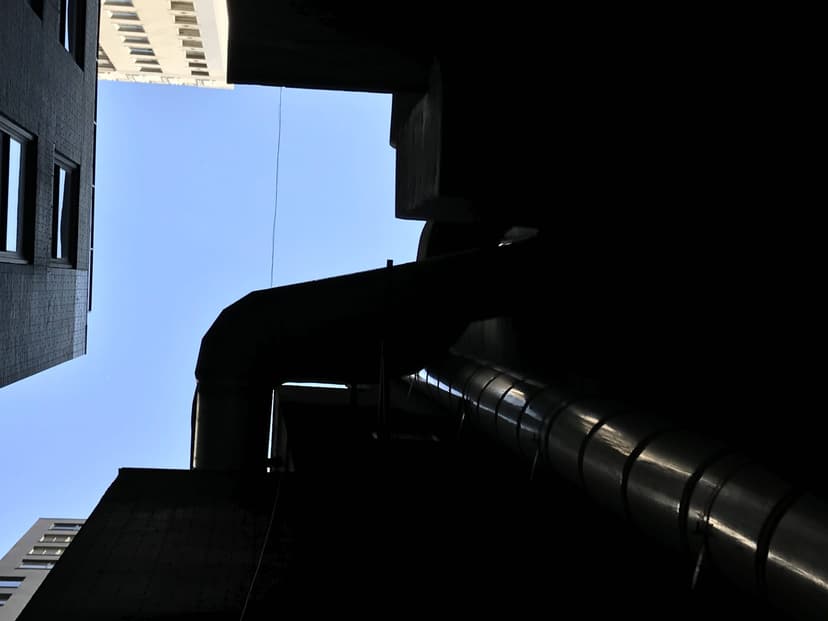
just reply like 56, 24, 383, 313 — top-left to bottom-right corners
28, 546, 64, 556
178, 27, 200, 37
110, 11, 139, 20
52, 157, 78, 264
51, 522, 82, 531
191, 70, 209, 77
140, 67, 163, 73
116, 23, 144, 32
40, 534, 73, 543
129, 47, 155, 56
0, 577, 24, 588
170, 1, 195, 11
189, 62, 207, 68
175, 15, 198, 24
122, 36, 150, 44
58, 0, 85, 65
134, 59, 160, 65
1, 118, 33, 260
27, 0, 43, 17
98, 46, 114, 70
0, 593, 10, 605
104, 0, 133, 5
182, 39, 203, 48
18, 561, 55, 570
186, 50, 205, 60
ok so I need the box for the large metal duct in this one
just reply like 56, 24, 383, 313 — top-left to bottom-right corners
411, 355, 828, 620
191, 240, 544, 470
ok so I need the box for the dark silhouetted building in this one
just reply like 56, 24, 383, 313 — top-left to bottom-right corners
0, 0, 98, 388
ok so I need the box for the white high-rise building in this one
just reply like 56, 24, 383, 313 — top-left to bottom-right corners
98, 0, 231, 89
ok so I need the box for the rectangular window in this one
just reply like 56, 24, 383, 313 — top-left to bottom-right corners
191, 70, 209, 77
50, 522, 82, 531
122, 36, 150, 44
181, 39, 203, 48
104, 0, 133, 5
58, 0, 85, 66
185, 50, 205, 60
170, 1, 195, 11
1, 118, 33, 261
0, 593, 10, 605
110, 11, 139, 20
28, 546, 64, 556
134, 59, 159, 65
116, 23, 144, 32
129, 47, 155, 56
59, 0, 70, 50
52, 157, 78, 264
17, 561, 55, 570
178, 27, 200, 37
0, 577, 24, 588
40, 534, 73, 543
175, 15, 197, 24
27, 0, 43, 17
189, 62, 207, 68
140, 67, 163, 73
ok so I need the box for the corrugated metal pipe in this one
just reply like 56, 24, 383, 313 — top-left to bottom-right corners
411, 354, 828, 620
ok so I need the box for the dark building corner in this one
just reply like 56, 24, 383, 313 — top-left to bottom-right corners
0, 0, 98, 388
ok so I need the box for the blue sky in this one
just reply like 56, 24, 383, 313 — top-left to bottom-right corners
0, 82, 422, 555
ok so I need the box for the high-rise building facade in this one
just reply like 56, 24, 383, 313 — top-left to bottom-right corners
0, 0, 98, 388
0, 518, 84, 620
97, 0, 230, 89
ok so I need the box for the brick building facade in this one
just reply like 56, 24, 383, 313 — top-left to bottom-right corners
0, 0, 98, 388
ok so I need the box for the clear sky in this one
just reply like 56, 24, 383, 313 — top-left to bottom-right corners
0, 81, 422, 555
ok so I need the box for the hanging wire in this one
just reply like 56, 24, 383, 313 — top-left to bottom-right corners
239, 475, 283, 621
269, 87, 284, 288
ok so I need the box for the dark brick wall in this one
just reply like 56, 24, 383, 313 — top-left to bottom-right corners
0, 0, 98, 387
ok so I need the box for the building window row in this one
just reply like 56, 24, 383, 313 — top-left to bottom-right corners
28, 546, 65, 556
40, 534, 74, 543
50, 522, 82, 531
1, 115, 79, 266
17, 561, 55, 570
0, 592, 11, 606
169, 1, 209, 78
105, 8, 164, 72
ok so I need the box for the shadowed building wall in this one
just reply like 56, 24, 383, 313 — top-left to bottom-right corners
0, 0, 98, 388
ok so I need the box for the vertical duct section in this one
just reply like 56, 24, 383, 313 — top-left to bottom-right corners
412, 355, 828, 620
192, 383, 272, 471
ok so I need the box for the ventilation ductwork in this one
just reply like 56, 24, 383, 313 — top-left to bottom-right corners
411, 355, 828, 621
191, 240, 544, 470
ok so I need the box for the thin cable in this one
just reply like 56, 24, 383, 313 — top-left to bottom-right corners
239, 475, 283, 621
269, 87, 284, 288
